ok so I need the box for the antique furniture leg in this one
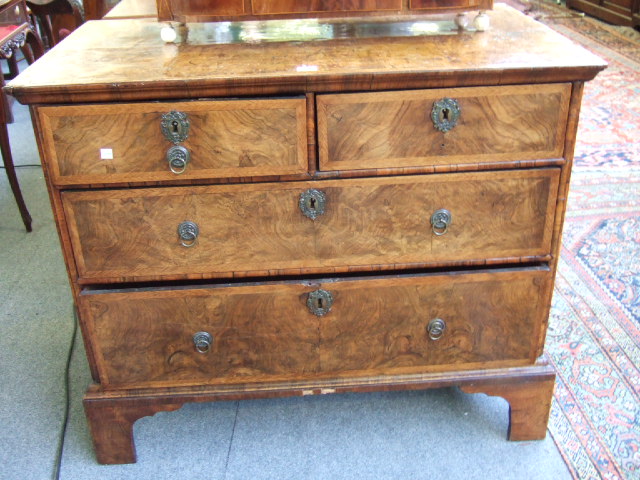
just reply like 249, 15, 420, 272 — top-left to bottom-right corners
0, 1, 44, 231
460, 361, 556, 441
79, 0, 104, 20
83, 389, 184, 464
7, 56, 19, 78
0, 101, 32, 231
82, 360, 556, 464
2, 45, 41, 232
24, 29, 44, 59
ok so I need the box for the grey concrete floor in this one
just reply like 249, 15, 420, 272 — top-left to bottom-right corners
0, 99, 572, 480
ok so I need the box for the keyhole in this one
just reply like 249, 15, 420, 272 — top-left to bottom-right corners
317, 298, 323, 309
172, 121, 179, 133
441, 108, 450, 122
309, 197, 316, 210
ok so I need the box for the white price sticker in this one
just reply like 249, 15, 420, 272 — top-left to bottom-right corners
100, 148, 114, 160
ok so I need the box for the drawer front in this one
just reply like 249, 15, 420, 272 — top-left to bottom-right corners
81, 268, 549, 388
317, 84, 571, 171
168, 0, 245, 16
410, 0, 485, 9
318, 268, 549, 372
38, 98, 308, 185
252, 0, 402, 14
63, 169, 559, 283
81, 282, 320, 387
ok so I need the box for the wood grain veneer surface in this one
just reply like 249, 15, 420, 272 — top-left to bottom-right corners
62, 169, 559, 283
81, 267, 550, 387
38, 98, 308, 185
318, 84, 571, 170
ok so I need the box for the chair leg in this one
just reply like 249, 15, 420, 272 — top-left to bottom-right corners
0, 122, 32, 232
25, 29, 45, 60
6, 56, 20, 79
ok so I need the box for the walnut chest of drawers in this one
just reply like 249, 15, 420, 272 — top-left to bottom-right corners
6, 4, 606, 464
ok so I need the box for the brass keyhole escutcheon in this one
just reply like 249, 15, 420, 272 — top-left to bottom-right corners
299, 189, 326, 220
431, 98, 461, 133
307, 289, 334, 316
161, 111, 190, 144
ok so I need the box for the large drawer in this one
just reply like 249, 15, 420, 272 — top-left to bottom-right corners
317, 84, 571, 171
63, 169, 559, 284
37, 98, 308, 186
80, 267, 551, 388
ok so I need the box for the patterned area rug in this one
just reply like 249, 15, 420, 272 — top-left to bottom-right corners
502, 1, 640, 478
551, 169, 640, 479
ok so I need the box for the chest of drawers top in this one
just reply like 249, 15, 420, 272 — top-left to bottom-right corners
6, 4, 605, 105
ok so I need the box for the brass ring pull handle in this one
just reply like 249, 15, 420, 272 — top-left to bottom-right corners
193, 331, 213, 353
177, 221, 199, 248
161, 110, 190, 144
427, 318, 446, 341
307, 289, 334, 316
167, 145, 191, 174
431, 98, 461, 133
299, 189, 326, 220
430, 209, 452, 236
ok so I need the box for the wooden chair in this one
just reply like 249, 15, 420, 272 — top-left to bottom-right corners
26, 0, 84, 48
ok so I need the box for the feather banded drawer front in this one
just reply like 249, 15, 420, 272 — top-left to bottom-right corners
62, 170, 559, 283
6, 4, 606, 465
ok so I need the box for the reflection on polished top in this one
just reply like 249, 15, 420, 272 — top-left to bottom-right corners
6, 4, 607, 104
182, 16, 465, 45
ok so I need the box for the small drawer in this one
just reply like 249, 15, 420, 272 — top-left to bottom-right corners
410, 0, 486, 9
165, 0, 245, 16
63, 168, 559, 284
37, 98, 308, 186
80, 267, 550, 388
317, 84, 571, 171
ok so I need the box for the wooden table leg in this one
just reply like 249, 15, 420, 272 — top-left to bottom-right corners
460, 367, 556, 441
